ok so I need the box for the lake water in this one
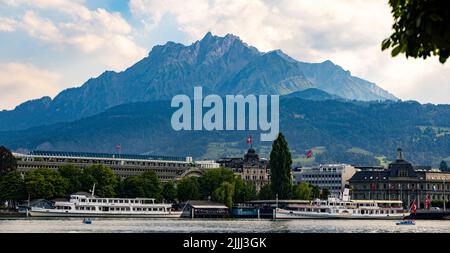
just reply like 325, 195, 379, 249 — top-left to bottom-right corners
1, 218, 449, 233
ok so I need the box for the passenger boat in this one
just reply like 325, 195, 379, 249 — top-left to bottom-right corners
29, 185, 182, 218
29, 193, 182, 218
275, 187, 409, 219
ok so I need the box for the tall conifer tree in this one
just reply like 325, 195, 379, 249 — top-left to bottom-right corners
269, 133, 292, 199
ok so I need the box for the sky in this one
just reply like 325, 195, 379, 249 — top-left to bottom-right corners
0, 0, 449, 110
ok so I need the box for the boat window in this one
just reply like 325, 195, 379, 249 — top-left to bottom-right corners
92, 199, 96, 203
119, 200, 123, 203
81, 199, 85, 202
114, 200, 118, 203
124, 200, 128, 203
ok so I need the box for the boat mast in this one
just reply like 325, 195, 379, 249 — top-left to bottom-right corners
90, 183, 96, 197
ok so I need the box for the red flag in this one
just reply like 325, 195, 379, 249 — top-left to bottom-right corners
370, 183, 376, 192
410, 199, 417, 214
247, 136, 252, 144
425, 195, 431, 209
115, 144, 121, 150
307, 150, 313, 158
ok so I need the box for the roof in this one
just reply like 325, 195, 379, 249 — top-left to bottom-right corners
246, 200, 311, 204
184, 200, 228, 209
29, 150, 186, 162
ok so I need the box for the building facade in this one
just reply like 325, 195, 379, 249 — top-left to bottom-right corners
292, 164, 357, 195
349, 148, 450, 208
13, 150, 218, 181
217, 148, 270, 192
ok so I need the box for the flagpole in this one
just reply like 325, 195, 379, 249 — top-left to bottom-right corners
444, 178, 446, 212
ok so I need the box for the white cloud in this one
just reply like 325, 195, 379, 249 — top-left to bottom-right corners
0, 62, 61, 110
129, 0, 450, 104
0, 17, 17, 31
4, 0, 147, 71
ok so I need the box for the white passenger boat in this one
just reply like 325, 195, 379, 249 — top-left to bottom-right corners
275, 188, 409, 219
29, 191, 182, 218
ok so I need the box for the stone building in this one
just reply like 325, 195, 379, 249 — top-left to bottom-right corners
217, 148, 270, 192
349, 148, 450, 208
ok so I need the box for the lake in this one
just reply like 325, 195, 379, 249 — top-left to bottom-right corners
1, 218, 449, 233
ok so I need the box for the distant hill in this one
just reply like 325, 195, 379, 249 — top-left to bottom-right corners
0, 32, 396, 131
284, 88, 343, 101
1, 98, 448, 167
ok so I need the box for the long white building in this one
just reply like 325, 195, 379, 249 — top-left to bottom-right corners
14, 150, 219, 181
292, 164, 357, 194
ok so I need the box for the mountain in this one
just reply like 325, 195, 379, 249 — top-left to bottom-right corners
1, 98, 449, 167
285, 88, 343, 101
0, 32, 397, 131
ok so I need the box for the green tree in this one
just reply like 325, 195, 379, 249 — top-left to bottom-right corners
162, 181, 177, 203
311, 184, 320, 199
258, 183, 274, 200
58, 165, 82, 194
122, 176, 145, 198
213, 181, 235, 208
177, 177, 201, 202
382, 0, 450, 63
234, 178, 256, 203
0, 171, 26, 206
80, 164, 118, 197
0, 146, 17, 178
198, 168, 235, 199
439, 160, 449, 171
25, 168, 68, 199
269, 133, 293, 199
293, 182, 312, 200
140, 171, 162, 201
321, 188, 331, 199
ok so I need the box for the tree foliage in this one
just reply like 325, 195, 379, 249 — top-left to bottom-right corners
234, 177, 256, 204
198, 168, 235, 199
0, 146, 17, 178
25, 168, 68, 199
382, 0, 450, 63
213, 181, 235, 208
162, 181, 177, 203
269, 133, 293, 199
258, 183, 274, 200
177, 177, 201, 202
292, 182, 312, 200
440, 160, 449, 171
0, 171, 26, 202
80, 164, 118, 197
58, 165, 82, 194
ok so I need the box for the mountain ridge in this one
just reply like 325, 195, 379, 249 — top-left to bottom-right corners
0, 32, 397, 131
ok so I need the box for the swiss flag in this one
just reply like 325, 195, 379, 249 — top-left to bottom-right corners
425, 195, 431, 209
247, 136, 252, 144
307, 150, 313, 158
410, 199, 417, 214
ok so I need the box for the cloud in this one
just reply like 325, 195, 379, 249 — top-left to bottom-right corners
3, 0, 147, 70
129, 0, 450, 104
0, 17, 17, 32
0, 62, 61, 110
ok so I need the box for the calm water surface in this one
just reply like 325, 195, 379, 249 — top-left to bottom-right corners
1, 218, 449, 233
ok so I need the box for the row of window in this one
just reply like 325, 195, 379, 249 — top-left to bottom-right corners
354, 183, 450, 191
302, 174, 342, 178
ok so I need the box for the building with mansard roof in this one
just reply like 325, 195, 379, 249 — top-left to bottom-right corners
349, 148, 450, 208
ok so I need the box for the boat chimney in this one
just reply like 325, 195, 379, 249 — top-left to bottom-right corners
397, 148, 403, 160
342, 184, 350, 201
